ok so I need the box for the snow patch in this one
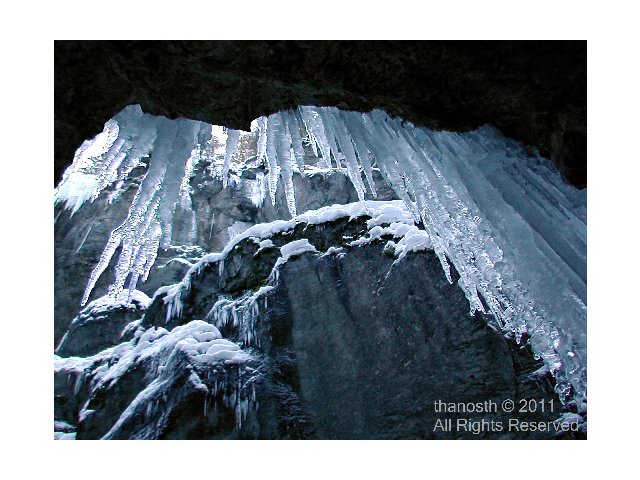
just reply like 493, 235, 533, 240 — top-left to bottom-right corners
280, 239, 318, 261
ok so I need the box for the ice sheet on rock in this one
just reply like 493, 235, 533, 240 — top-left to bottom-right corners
82, 290, 151, 315
349, 222, 433, 259
100, 320, 251, 437
244, 172, 267, 207
54, 420, 77, 440
54, 420, 75, 432
225, 221, 252, 244
56, 290, 151, 352
161, 281, 189, 323
257, 239, 274, 249
321, 246, 346, 259
54, 172, 100, 215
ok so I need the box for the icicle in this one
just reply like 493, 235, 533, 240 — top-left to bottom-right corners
208, 212, 216, 241
298, 106, 333, 167
221, 129, 241, 187
325, 112, 366, 200
81, 226, 124, 305
256, 116, 268, 165
273, 112, 297, 217
178, 145, 201, 210
316, 108, 345, 172
74, 226, 93, 254
80, 116, 200, 305
340, 110, 377, 196
285, 110, 306, 172
265, 114, 281, 205
59, 104, 587, 407
92, 138, 129, 199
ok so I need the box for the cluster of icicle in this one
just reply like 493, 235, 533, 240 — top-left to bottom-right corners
205, 287, 274, 348
54, 104, 586, 408
55, 105, 214, 306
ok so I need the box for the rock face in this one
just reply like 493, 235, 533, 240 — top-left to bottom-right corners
55, 41, 586, 188
55, 291, 149, 357
54, 161, 395, 346
272, 245, 563, 439
55, 210, 583, 439
54, 123, 585, 439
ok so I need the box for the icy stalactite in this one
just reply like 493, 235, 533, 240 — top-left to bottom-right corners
342, 111, 377, 197
61, 106, 210, 306
256, 116, 268, 165
275, 114, 298, 217
56, 104, 586, 408
325, 112, 367, 201
221, 129, 240, 187
299, 106, 332, 168
264, 115, 281, 205
205, 286, 275, 347
285, 110, 307, 172
354, 111, 586, 407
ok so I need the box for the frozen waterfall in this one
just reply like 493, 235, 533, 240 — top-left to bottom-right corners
54, 104, 587, 409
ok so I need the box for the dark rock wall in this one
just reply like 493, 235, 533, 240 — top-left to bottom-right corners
55, 297, 147, 357
55, 40, 586, 188
275, 246, 564, 439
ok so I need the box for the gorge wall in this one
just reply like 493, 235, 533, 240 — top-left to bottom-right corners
54, 42, 587, 440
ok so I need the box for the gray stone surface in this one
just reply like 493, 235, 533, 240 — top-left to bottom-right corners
75, 347, 261, 440
56, 296, 147, 357
271, 246, 565, 439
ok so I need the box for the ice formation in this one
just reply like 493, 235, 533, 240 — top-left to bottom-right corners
54, 319, 257, 437
162, 200, 431, 354
55, 105, 587, 408
159, 199, 420, 327
205, 286, 275, 347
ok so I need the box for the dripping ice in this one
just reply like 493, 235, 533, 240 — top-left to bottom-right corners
54, 104, 587, 409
